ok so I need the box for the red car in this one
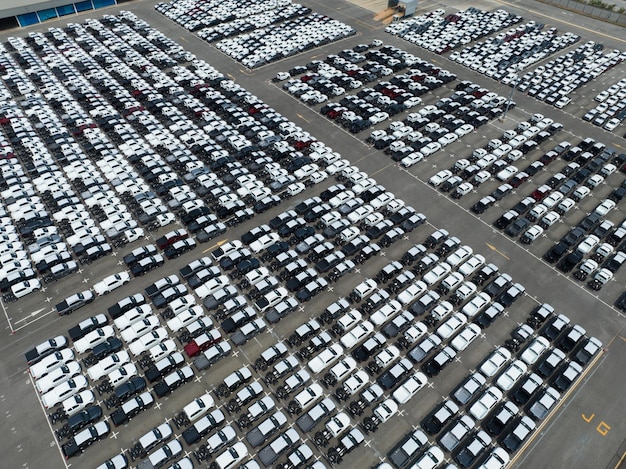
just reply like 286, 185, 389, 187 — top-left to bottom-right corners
184, 329, 222, 358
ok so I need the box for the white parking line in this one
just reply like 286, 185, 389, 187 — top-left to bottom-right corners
28, 374, 69, 469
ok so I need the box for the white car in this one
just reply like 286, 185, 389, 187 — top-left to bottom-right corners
107, 363, 138, 387
469, 386, 504, 420
436, 313, 467, 340
129, 328, 168, 356
479, 347, 512, 377
62, 390, 95, 417
308, 343, 343, 374
455, 123, 474, 136
369, 111, 390, 124
87, 351, 130, 381
11, 278, 41, 299
458, 255, 485, 277
594, 199, 616, 217
41, 375, 88, 408
447, 245, 473, 267
397, 280, 427, 305
93, 271, 130, 296
114, 305, 153, 331
438, 132, 458, 146
74, 326, 115, 354
373, 398, 398, 423
423, 263, 452, 286
30, 348, 75, 380
421, 142, 442, 156
214, 442, 248, 469
495, 360, 528, 391
496, 166, 518, 181
429, 169, 452, 186
392, 371, 427, 404
520, 336, 550, 365
340, 321, 374, 348
183, 392, 215, 422
450, 324, 482, 352
603, 117, 620, 131
35, 361, 82, 394
120, 316, 160, 343
401, 152, 424, 167
167, 306, 205, 333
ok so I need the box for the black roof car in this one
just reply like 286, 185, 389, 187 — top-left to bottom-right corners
114, 376, 147, 401
66, 405, 103, 434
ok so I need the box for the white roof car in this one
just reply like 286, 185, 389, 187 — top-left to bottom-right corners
35, 361, 81, 394
479, 347, 512, 377
183, 392, 215, 422
120, 316, 160, 343
30, 348, 75, 380
594, 199, 616, 217
214, 442, 248, 469
528, 387, 561, 420
458, 255, 485, 277
340, 320, 374, 349
74, 326, 115, 354
392, 371, 428, 404
495, 360, 528, 391
107, 363, 138, 388
397, 280, 427, 305
412, 445, 444, 469
423, 262, 452, 286
308, 343, 343, 374
62, 390, 95, 416
436, 313, 467, 340
461, 292, 491, 318
450, 324, 482, 352
469, 386, 504, 420
129, 328, 168, 356
477, 447, 510, 469
447, 245, 473, 267
87, 351, 130, 381
373, 398, 399, 423
520, 336, 551, 365
41, 375, 88, 408
11, 278, 41, 298
429, 169, 452, 186
93, 271, 130, 296
114, 304, 153, 331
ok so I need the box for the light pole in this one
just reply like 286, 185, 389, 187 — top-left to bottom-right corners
501, 64, 523, 122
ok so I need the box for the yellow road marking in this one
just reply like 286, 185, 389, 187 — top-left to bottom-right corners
485, 242, 510, 260
202, 238, 228, 253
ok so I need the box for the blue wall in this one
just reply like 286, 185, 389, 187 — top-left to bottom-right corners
17, 0, 116, 27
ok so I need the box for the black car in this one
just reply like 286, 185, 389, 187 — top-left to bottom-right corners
92, 337, 123, 361
422, 347, 456, 377
114, 376, 147, 401
164, 239, 196, 259
421, 400, 459, 435
543, 242, 569, 263
504, 218, 530, 237
471, 196, 495, 214
556, 251, 582, 272
560, 227, 585, 247
66, 405, 103, 434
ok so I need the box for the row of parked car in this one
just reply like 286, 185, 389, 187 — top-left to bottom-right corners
156, 0, 356, 69
276, 43, 459, 135
449, 23, 580, 88
385, 7, 523, 56
372, 302, 601, 469
508, 42, 624, 109
0, 7, 369, 302
584, 77, 626, 132
364, 80, 513, 169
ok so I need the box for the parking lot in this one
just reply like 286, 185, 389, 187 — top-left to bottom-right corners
1, 1, 625, 469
